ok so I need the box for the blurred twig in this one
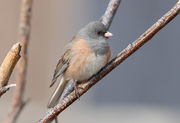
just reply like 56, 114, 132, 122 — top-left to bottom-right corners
100, 0, 121, 29
0, 43, 21, 97
39, 0, 180, 122
0, 84, 16, 98
3, 0, 33, 123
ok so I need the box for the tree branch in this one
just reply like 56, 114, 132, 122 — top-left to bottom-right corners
0, 84, 16, 98
0, 43, 21, 87
39, 0, 180, 122
0, 43, 21, 97
2, 0, 33, 122
100, 0, 121, 29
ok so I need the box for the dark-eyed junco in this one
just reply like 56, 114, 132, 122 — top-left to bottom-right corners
47, 21, 112, 108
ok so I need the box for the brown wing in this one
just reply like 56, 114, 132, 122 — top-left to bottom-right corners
49, 49, 72, 87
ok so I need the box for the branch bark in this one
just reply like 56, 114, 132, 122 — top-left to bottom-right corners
0, 43, 21, 97
3, 0, 33, 122
100, 0, 121, 29
39, 0, 180, 122
0, 43, 21, 87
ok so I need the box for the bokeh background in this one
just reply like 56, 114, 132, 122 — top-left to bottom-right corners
0, 0, 180, 122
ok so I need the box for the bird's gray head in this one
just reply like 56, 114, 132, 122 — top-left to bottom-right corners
78, 21, 112, 41
78, 21, 112, 55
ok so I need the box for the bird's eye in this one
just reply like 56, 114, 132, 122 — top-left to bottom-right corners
97, 31, 103, 35
97, 31, 101, 35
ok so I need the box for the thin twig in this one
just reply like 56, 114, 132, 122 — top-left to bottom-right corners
39, 0, 180, 122
0, 84, 16, 97
54, 117, 59, 123
3, 0, 33, 122
0, 43, 21, 97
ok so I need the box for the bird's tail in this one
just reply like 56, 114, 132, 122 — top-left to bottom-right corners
47, 77, 67, 108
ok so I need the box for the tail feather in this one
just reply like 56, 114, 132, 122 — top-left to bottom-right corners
47, 77, 67, 108
60, 80, 74, 100
49, 76, 59, 88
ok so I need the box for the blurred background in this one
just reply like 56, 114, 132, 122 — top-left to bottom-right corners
0, 0, 180, 122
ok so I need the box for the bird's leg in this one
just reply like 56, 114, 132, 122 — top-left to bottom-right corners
73, 80, 80, 99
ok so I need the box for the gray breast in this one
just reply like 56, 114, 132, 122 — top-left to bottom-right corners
89, 40, 110, 55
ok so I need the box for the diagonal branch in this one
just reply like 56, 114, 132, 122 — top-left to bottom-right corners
2, 0, 33, 123
39, 0, 180, 122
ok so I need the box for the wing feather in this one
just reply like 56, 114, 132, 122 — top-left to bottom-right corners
50, 49, 71, 87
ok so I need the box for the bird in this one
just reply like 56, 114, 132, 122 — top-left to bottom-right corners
47, 21, 113, 108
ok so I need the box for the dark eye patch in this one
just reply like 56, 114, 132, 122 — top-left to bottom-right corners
97, 31, 105, 35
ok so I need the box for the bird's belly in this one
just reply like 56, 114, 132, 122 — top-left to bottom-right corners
78, 53, 107, 81
65, 53, 107, 81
